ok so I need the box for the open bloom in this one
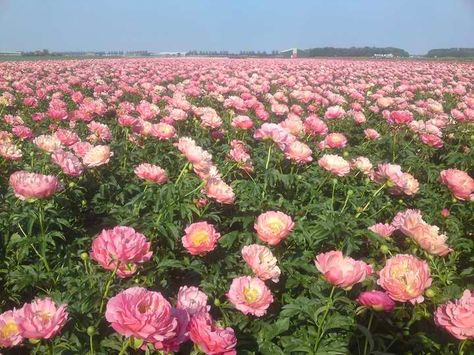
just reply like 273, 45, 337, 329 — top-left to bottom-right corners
357, 291, 396, 312
51, 150, 84, 177
318, 154, 351, 176
314, 250, 373, 289
368, 223, 396, 238
82, 145, 113, 168
90, 226, 152, 278
254, 211, 294, 246
176, 286, 210, 316
284, 141, 313, 164
9, 171, 61, 200
435, 290, 474, 340
440, 169, 474, 201
15, 298, 68, 340
134, 163, 168, 184
377, 254, 432, 304
0, 310, 23, 347
105, 287, 178, 343
182, 222, 220, 255
189, 312, 237, 355
241, 244, 281, 283
227, 276, 274, 317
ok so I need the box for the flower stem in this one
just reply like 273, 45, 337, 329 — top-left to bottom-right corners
37, 201, 51, 273
99, 263, 119, 314
363, 312, 374, 355
355, 183, 386, 218
118, 337, 131, 355
314, 286, 336, 351
331, 179, 337, 210
89, 333, 94, 355
459, 339, 469, 355
175, 162, 189, 185
262, 144, 273, 198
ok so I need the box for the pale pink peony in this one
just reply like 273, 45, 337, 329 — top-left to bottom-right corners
0, 143, 23, 160
51, 150, 84, 177
82, 145, 113, 168
324, 105, 346, 119
176, 286, 210, 316
227, 276, 274, 317
440, 169, 474, 201
364, 128, 381, 140
319, 133, 348, 149
357, 291, 396, 311
241, 244, 281, 283
314, 250, 373, 290
55, 128, 80, 146
90, 226, 152, 278
71, 141, 93, 158
351, 156, 373, 175
105, 287, 178, 343
254, 211, 294, 246
9, 171, 61, 200
0, 310, 23, 347
150, 123, 176, 140
15, 298, 68, 340
284, 141, 313, 164
377, 254, 432, 304
304, 115, 328, 136
204, 177, 235, 204
134, 163, 168, 184
189, 312, 237, 355
435, 290, 474, 340
318, 154, 351, 176
33, 134, 63, 153
368, 223, 396, 238
182, 222, 221, 255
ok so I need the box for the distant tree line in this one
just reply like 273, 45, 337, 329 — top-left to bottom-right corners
426, 48, 474, 58
300, 47, 410, 58
185, 50, 280, 57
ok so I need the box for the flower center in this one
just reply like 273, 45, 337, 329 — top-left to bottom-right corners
243, 287, 259, 303
191, 231, 209, 246
267, 218, 284, 235
0, 321, 18, 338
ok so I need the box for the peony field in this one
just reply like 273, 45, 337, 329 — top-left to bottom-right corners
0, 58, 473, 354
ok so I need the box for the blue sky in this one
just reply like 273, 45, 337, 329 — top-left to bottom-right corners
0, 0, 473, 54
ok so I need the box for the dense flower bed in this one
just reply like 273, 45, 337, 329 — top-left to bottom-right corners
0, 58, 473, 354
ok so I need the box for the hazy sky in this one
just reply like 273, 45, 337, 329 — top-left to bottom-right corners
0, 0, 473, 54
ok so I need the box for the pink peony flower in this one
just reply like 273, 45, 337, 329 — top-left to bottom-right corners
176, 286, 210, 316
33, 134, 63, 153
0, 143, 23, 160
204, 177, 235, 204
314, 250, 373, 290
241, 244, 281, 283
189, 312, 237, 354
134, 163, 168, 184
304, 115, 328, 136
231, 115, 254, 130
51, 150, 84, 177
105, 287, 178, 343
319, 133, 348, 149
351, 156, 373, 175
318, 154, 351, 176
90, 226, 152, 278
9, 171, 61, 200
71, 141, 93, 158
435, 290, 474, 340
368, 223, 396, 238
284, 141, 313, 164
388, 110, 413, 125
182, 222, 221, 255
15, 298, 68, 340
440, 169, 474, 201
82, 145, 113, 168
324, 105, 346, 119
55, 129, 80, 146
364, 128, 381, 140
254, 211, 294, 246
377, 254, 432, 304
150, 123, 176, 140
0, 310, 23, 347
357, 291, 396, 311
227, 276, 274, 317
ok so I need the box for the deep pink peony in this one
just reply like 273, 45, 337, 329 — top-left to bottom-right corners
435, 290, 474, 340
189, 312, 237, 354
241, 244, 281, 283
105, 287, 178, 343
90, 226, 152, 278
182, 222, 221, 255
9, 171, 61, 200
377, 254, 432, 304
227, 276, 274, 317
314, 250, 373, 289
357, 291, 396, 311
254, 211, 294, 246
15, 298, 68, 340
